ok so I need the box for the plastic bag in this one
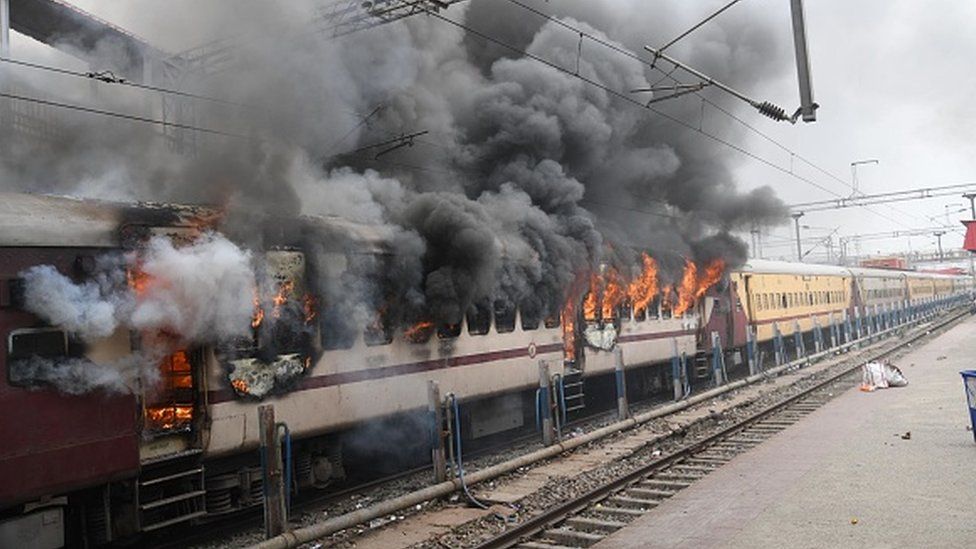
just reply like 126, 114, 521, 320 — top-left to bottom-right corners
860, 361, 907, 391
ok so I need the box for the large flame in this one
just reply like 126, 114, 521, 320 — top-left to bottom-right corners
627, 253, 659, 316
562, 299, 576, 362
673, 258, 725, 316
144, 350, 194, 432
582, 274, 599, 322
272, 280, 294, 319
601, 267, 626, 320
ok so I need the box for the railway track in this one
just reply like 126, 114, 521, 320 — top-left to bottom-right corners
472, 310, 968, 549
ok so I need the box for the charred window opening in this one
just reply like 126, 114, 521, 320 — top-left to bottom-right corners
437, 322, 461, 339
619, 302, 632, 322
404, 320, 435, 344
493, 300, 516, 333
466, 303, 491, 335
661, 298, 672, 319
544, 314, 560, 329
633, 302, 646, 321
520, 299, 542, 331
144, 350, 194, 434
364, 306, 394, 346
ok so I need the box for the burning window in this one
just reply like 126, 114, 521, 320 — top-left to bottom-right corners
144, 350, 194, 434
7, 328, 75, 387
404, 320, 434, 343
364, 306, 393, 346
544, 314, 560, 329
520, 299, 541, 331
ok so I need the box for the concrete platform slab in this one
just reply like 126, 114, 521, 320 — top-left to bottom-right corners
596, 316, 976, 549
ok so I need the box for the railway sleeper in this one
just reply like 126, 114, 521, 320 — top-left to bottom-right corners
606, 495, 660, 510
671, 463, 717, 472
653, 471, 703, 482
518, 541, 577, 549
590, 505, 647, 519
564, 516, 628, 533
639, 479, 691, 490
627, 487, 676, 500
683, 457, 729, 466
543, 527, 605, 547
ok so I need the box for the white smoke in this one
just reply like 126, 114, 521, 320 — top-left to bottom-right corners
20, 265, 121, 340
130, 233, 256, 342
16, 233, 255, 395
9, 354, 160, 396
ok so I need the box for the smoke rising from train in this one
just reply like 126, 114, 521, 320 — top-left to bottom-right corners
0, 1, 790, 359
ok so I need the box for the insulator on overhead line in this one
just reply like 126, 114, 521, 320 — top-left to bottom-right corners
756, 101, 792, 123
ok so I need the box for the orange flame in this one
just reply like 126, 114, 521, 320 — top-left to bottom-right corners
626, 253, 659, 316
251, 288, 264, 329
272, 280, 294, 319
601, 267, 626, 319
127, 264, 151, 296
404, 320, 434, 343
303, 293, 318, 324
673, 258, 725, 316
145, 405, 193, 431
562, 299, 576, 362
231, 378, 249, 394
583, 274, 599, 321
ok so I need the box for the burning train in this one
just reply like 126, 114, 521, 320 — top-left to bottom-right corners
0, 192, 970, 546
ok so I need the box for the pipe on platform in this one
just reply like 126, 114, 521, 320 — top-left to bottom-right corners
247, 313, 945, 549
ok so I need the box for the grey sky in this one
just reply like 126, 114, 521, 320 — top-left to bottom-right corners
5, 0, 975, 263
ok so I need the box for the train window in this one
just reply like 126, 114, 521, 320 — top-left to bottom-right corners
404, 319, 435, 344
648, 298, 660, 319
7, 328, 76, 388
520, 299, 542, 331
633, 305, 646, 321
466, 303, 492, 335
437, 322, 462, 339
493, 300, 516, 334
619, 302, 633, 322
544, 314, 561, 329
363, 308, 394, 346
780, 293, 787, 309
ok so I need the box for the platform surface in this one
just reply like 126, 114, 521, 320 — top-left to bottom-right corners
596, 316, 976, 549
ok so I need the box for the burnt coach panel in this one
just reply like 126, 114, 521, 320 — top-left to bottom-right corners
0, 248, 139, 507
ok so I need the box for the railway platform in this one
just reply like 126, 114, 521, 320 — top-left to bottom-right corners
595, 315, 976, 548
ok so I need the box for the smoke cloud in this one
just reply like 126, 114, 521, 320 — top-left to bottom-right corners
2, 1, 790, 333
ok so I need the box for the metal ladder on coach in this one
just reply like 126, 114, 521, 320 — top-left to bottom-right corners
561, 367, 586, 416
137, 449, 207, 532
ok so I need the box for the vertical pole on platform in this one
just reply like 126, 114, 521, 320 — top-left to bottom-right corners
711, 331, 725, 385
854, 307, 863, 340
614, 347, 629, 420
811, 316, 823, 354
259, 405, 286, 539
0, 0, 9, 58
746, 326, 758, 375
538, 361, 554, 446
793, 320, 806, 359
773, 322, 784, 365
427, 380, 446, 483
671, 338, 683, 401
828, 313, 838, 348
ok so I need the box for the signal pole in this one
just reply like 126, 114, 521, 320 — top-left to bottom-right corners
934, 231, 945, 262
792, 212, 805, 261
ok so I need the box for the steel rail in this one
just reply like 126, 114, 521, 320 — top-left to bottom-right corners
472, 308, 968, 549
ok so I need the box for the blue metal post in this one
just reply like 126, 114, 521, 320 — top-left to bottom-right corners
793, 319, 806, 359
812, 316, 824, 354
828, 313, 838, 348
773, 322, 786, 365
746, 326, 758, 375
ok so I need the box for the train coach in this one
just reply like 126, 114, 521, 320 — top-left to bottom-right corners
0, 193, 701, 546
705, 259, 972, 369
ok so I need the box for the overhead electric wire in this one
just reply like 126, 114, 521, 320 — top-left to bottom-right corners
0, 91, 247, 138
0, 56, 247, 107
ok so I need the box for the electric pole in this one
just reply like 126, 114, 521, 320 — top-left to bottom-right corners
963, 192, 976, 219
792, 212, 805, 262
934, 231, 945, 261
